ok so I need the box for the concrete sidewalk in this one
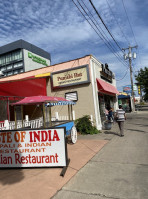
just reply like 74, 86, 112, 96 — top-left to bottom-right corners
0, 111, 147, 199
52, 111, 148, 199
0, 139, 108, 199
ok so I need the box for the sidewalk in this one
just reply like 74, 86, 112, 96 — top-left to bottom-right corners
0, 111, 147, 199
0, 138, 108, 199
52, 111, 148, 199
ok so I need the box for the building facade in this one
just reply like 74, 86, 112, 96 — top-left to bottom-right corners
0, 55, 119, 130
0, 40, 51, 77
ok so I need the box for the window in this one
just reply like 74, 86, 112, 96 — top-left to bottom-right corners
65, 91, 78, 101
14, 70, 19, 74
7, 65, 13, 70
0, 56, 5, 65
19, 69, 24, 73
1, 66, 6, 71
6, 54, 12, 63
12, 50, 22, 61
7, 71, 13, 76
17, 62, 23, 67
14, 62, 23, 68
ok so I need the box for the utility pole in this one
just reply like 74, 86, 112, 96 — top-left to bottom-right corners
122, 45, 138, 112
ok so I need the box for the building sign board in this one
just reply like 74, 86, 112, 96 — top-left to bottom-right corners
0, 128, 67, 168
123, 85, 137, 93
28, 52, 48, 66
100, 64, 113, 83
51, 65, 90, 89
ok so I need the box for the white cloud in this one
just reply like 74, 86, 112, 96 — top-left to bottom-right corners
0, 0, 147, 90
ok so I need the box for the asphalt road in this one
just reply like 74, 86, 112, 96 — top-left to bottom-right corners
52, 111, 148, 199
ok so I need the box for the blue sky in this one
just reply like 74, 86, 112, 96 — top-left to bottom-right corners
0, 0, 147, 92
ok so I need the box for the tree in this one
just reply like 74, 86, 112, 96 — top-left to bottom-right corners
135, 67, 148, 100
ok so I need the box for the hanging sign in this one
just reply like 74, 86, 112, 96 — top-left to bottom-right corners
0, 128, 67, 168
100, 63, 113, 83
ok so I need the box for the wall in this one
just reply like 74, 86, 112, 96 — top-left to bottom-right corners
46, 77, 96, 123
23, 49, 50, 72
91, 56, 102, 129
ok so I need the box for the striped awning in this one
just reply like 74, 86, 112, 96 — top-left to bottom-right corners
46, 101, 76, 107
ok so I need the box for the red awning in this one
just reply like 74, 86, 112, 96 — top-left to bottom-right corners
0, 78, 46, 97
11, 96, 68, 106
96, 78, 119, 95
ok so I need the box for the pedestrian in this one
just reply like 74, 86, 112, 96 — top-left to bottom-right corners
115, 105, 126, 137
106, 105, 113, 122
108, 106, 113, 122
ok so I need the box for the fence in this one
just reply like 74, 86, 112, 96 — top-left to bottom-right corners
0, 113, 71, 130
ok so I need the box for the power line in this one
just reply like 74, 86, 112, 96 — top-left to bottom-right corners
75, 0, 129, 68
116, 67, 129, 81
80, 0, 122, 55
72, 0, 129, 68
106, 0, 130, 45
121, 0, 144, 76
121, 0, 137, 45
88, 0, 123, 52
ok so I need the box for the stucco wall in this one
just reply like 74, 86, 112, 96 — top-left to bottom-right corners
46, 77, 96, 123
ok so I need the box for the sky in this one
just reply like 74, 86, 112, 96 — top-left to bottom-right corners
0, 0, 147, 92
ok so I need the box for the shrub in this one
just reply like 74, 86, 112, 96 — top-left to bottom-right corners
140, 101, 145, 105
75, 115, 100, 135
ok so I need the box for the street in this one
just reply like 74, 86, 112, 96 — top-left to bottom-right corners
52, 111, 148, 199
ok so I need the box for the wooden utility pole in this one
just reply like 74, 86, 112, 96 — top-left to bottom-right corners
122, 45, 138, 112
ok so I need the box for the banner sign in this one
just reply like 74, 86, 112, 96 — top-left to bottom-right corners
123, 85, 137, 93
51, 65, 90, 89
0, 128, 67, 168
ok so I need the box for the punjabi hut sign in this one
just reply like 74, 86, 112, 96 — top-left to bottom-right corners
0, 128, 67, 168
51, 65, 90, 89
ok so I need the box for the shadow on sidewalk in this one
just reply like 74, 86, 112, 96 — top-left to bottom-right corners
127, 129, 147, 133
0, 169, 24, 185
104, 131, 120, 137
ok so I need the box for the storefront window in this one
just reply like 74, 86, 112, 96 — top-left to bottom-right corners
99, 94, 115, 123
98, 95, 106, 122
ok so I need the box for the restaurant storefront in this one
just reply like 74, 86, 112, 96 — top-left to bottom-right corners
0, 55, 119, 130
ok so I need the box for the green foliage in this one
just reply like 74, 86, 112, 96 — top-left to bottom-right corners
140, 102, 145, 105
135, 67, 148, 100
75, 115, 100, 135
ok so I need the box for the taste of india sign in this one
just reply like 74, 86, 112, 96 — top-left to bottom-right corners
0, 128, 67, 168
51, 65, 90, 89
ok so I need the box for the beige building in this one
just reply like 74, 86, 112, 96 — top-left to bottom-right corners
0, 55, 119, 130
